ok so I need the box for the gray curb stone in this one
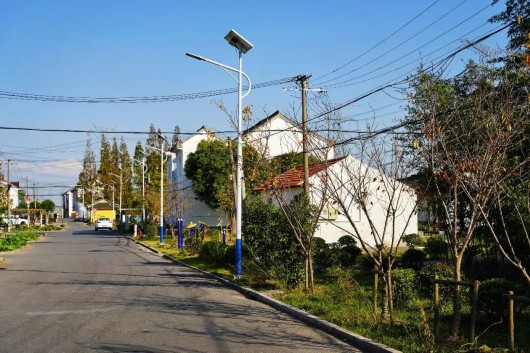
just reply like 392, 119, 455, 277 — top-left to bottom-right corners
130, 237, 401, 353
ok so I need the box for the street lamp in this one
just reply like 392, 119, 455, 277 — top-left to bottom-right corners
133, 157, 147, 222
145, 133, 168, 244
110, 168, 122, 222
186, 29, 253, 277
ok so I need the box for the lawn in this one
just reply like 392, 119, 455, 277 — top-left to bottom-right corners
134, 237, 529, 353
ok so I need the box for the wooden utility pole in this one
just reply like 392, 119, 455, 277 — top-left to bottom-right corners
7, 159, 11, 231
297, 75, 310, 194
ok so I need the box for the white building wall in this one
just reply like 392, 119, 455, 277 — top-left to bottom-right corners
166, 130, 230, 227
8, 185, 20, 209
244, 115, 335, 160
264, 155, 417, 247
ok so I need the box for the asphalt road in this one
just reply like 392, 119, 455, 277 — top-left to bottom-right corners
0, 221, 362, 353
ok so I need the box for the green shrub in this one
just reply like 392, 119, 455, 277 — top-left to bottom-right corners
477, 278, 520, 320
0, 232, 40, 252
243, 198, 304, 288
400, 248, 426, 270
185, 234, 202, 255
424, 235, 448, 260
199, 240, 228, 265
402, 233, 426, 248
144, 222, 158, 240
335, 235, 361, 267
391, 268, 419, 308
312, 237, 334, 271
418, 262, 455, 301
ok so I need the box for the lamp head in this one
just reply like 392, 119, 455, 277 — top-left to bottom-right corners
224, 29, 253, 54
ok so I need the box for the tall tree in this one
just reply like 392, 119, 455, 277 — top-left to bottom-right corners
171, 125, 181, 150
119, 137, 133, 209
405, 62, 530, 337
78, 136, 98, 205
185, 138, 263, 231
98, 133, 114, 201
490, 0, 530, 51
132, 141, 146, 208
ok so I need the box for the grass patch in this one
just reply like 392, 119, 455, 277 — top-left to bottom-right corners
0, 232, 42, 252
134, 236, 529, 352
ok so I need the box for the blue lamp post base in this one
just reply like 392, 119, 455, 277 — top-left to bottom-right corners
159, 225, 164, 244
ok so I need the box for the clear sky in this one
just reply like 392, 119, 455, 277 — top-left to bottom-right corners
0, 0, 508, 205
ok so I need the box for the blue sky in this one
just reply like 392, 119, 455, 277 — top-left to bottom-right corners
0, 0, 508, 205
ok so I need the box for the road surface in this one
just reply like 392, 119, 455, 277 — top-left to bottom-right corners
0, 221, 363, 352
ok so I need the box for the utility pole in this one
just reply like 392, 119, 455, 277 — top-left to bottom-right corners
297, 75, 311, 194
7, 159, 11, 231
25, 178, 30, 225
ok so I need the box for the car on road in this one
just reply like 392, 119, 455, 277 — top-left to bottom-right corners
95, 217, 113, 231
1, 214, 29, 227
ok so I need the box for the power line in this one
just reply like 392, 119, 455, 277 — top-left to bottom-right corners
0, 77, 296, 103
313, 0, 442, 82
319, 1, 490, 87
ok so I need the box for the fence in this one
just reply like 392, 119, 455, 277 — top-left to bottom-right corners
503, 291, 530, 351
433, 275, 480, 342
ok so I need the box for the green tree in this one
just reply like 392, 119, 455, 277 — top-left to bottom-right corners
404, 62, 530, 337
119, 137, 133, 208
490, 0, 530, 51
98, 133, 114, 201
184, 138, 263, 231
132, 141, 145, 208
77, 136, 98, 205
39, 199, 55, 213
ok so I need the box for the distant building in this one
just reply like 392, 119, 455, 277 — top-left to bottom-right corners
165, 110, 336, 228
61, 188, 87, 219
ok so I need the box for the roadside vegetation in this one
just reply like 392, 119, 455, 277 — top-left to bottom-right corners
0, 231, 43, 252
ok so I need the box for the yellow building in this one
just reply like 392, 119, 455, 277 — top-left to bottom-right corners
90, 199, 116, 222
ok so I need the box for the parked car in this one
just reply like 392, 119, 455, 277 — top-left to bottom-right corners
1, 215, 29, 227
95, 217, 113, 231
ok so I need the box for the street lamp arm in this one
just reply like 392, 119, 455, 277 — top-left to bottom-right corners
186, 52, 251, 98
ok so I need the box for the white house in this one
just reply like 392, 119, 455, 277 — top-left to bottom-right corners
258, 155, 418, 247
165, 111, 336, 228
243, 110, 335, 160
0, 180, 22, 209
166, 126, 230, 227
61, 188, 87, 219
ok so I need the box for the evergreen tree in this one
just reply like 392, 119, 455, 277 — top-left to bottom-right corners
98, 133, 114, 201
78, 136, 98, 205
133, 141, 146, 207
171, 125, 181, 150
119, 137, 134, 208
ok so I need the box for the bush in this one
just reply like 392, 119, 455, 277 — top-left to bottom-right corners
144, 222, 158, 240
335, 235, 362, 267
312, 237, 334, 271
243, 198, 304, 288
392, 268, 419, 308
478, 278, 520, 320
424, 235, 448, 260
199, 239, 228, 265
418, 262, 455, 302
400, 248, 426, 270
402, 233, 426, 248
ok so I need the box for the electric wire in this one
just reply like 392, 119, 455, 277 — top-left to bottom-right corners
313, 0, 442, 82
0, 77, 296, 103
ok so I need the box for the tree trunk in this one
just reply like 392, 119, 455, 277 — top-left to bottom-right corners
388, 269, 394, 323
381, 273, 389, 323
450, 256, 463, 339
308, 246, 315, 293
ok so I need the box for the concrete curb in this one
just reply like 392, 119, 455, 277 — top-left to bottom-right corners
129, 237, 401, 353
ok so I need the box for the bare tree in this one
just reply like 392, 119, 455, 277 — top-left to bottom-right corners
165, 179, 189, 241
406, 61, 530, 337
325, 129, 418, 322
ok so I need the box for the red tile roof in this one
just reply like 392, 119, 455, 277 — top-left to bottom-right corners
257, 157, 345, 191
